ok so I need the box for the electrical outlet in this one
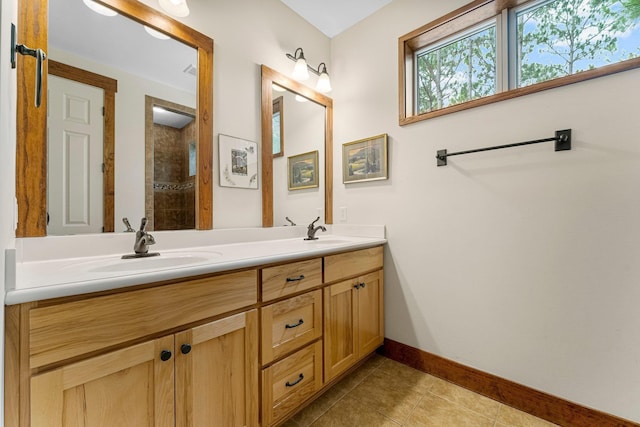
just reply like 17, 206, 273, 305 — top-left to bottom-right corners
340, 207, 347, 222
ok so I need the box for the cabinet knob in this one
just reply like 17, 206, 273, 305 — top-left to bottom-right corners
360, 282, 366, 288
181, 344, 192, 355
160, 350, 172, 361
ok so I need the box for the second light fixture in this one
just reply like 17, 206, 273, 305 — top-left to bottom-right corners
286, 48, 332, 93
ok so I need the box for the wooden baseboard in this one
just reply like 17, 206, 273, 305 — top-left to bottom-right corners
380, 338, 638, 427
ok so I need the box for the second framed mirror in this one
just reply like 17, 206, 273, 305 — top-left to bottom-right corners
261, 65, 333, 227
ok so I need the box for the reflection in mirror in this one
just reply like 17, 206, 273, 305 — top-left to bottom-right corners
272, 95, 284, 158
261, 65, 333, 227
145, 96, 196, 231
46, 0, 196, 235
16, 0, 213, 237
271, 86, 325, 225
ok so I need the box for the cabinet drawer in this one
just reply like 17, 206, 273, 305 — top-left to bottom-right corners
262, 341, 323, 426
261, 258, 322, 302
324, 246, 383, 283
29, 270, 258, 368
261, 290, 322, 365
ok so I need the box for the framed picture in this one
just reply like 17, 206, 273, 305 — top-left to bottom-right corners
288, 150, 319, 190
218, 134, 258, 189
342, 133, 388, 183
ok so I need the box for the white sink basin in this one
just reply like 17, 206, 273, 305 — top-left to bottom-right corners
59, 250, 224, 274
303, 238, 353, 245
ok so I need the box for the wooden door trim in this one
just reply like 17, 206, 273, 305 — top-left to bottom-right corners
48, 60, 117, 233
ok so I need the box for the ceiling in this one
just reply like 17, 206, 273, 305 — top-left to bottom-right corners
280, 0, 393, 38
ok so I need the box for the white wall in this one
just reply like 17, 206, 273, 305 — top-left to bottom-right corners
331, 0, 640, 422
0, 0, 18, 422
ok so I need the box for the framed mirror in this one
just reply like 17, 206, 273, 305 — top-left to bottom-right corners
261, 65, 333, 227
16, 0, 213, 237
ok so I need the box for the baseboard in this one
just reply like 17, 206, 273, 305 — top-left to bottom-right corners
380, 338, 638, 427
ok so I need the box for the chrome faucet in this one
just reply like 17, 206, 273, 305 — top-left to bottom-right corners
134, 218, 156, 254
304, 216, 326, 240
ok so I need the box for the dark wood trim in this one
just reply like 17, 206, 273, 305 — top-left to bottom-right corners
381, 338, 640, 427
260, 65, 334, 227
48, 60, 117, 233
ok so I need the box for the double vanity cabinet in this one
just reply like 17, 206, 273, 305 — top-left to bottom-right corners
5, 245, 384, 427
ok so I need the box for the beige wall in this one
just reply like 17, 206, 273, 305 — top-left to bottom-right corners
331, 0, 640, 422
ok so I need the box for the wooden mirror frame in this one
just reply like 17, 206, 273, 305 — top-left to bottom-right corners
261, 65, 333, 227
16, 0, 213, 237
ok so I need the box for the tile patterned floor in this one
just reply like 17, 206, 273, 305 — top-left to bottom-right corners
280, 355, 559, 427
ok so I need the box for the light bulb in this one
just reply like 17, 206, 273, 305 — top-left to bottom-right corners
316, 72, 332, 93
158, 0, 190, 17
293, 58, 310, 81
144, 26, 170, 40
82, 0, 118, 16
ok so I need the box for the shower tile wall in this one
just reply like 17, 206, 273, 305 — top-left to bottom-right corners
153, 121, 196, 230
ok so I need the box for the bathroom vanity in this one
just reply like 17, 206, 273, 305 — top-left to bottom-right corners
5, 229, 385, 427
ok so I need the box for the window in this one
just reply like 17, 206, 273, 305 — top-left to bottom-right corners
400, 0, 640, 125
416, 22, 497, 114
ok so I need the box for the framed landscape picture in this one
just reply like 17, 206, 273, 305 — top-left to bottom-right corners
288, 150, 319, 190
342, 133, 388, 183
218, 134, 258, 189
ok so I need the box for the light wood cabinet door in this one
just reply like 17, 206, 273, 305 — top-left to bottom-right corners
356, 271, 384, 357
324, 279, 357, 381
324, 270, 384, 382
175, 310, 259, 427
30, 335, 175, 427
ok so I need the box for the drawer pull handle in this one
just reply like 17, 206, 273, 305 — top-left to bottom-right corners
285, 319, 304, 329
160, 350, 172, 362
285, 373, 304, 387
286, 275, 305, 283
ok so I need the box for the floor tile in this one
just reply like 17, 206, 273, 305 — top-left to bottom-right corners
292, 386, 346, 426
429, 377, 501, 418
310, 394, 401, 427
348, 369, 426, 423
376, 358, 440, 394
405, 393, 495, 427
496, 404, 559, 427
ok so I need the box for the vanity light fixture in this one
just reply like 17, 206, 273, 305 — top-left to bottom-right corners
288, 48, 310, 81
144, 26, 170, 40
82, 0, 118, 16
285, 48, 332, 92
158, 0, 190, 17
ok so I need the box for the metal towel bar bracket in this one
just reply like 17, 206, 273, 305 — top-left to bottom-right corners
436, 129, 571, 167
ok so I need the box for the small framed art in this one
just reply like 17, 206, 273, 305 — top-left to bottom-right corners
342, 133, 388, 183
218, 134, 258, 189
288, 150, 319, 190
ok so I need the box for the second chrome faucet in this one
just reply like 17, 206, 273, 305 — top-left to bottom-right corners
304, 217, 326, 240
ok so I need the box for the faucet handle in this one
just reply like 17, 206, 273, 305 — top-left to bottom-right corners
309, 216, 320, 228
139, 217, 148, 231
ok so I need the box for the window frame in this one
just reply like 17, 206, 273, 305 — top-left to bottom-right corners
399, 0, 640, 125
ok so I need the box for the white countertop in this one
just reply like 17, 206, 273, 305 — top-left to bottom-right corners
5, 225, 386, 305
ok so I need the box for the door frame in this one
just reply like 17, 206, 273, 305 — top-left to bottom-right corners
48, 60, 117, 232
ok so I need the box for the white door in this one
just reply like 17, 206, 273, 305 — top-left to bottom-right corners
47, 75, 104, 235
